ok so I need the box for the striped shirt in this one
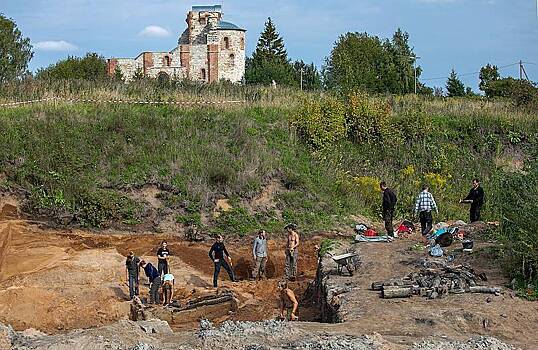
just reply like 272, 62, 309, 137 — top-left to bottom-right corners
415, 190, 438, 213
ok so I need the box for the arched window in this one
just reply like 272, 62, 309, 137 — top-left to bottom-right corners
240, 37, 245, 50
201, 68, 206, 81
163, 55, 171, 67
229, 53, 235, 67
157, 71, 170, 84
224, 37, 230, 49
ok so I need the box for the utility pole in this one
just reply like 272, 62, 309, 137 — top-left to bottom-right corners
412, 56, 421, 94
519, 60, 529, 81
300, 66, 304, 91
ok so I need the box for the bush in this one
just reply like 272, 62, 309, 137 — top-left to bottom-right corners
495, 166, 538, 291
290, 95, 346, 150
345, 92, 391, 144
36, 52, 108, 81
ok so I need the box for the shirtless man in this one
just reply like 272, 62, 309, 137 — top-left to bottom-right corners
278, 280, 298, 321
285, 224, 299, 280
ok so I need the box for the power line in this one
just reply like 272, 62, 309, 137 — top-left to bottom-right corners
421, 62, 520, 81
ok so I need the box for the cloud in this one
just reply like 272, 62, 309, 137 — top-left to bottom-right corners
138, 25, 171, 37
34, 40, 78, 51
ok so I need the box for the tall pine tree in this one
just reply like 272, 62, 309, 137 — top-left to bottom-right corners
446, 69, 465, 97
253, 18, 287, 62
245, 18, 295, 85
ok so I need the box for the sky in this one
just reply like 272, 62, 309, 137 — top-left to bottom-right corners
3, 0, 538, 90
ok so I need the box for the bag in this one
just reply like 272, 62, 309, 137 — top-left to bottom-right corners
364, 228, 377, 237
429, 244, 443, 257
355, 223, 368, 233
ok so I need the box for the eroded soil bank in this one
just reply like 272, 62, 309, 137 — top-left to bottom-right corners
0, 201, 321, 333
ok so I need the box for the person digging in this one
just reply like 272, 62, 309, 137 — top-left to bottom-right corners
139, 260, 161, 304
278, 280, 299, 321
161, 272, 174, 306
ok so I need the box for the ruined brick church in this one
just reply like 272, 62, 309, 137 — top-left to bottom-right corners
107, 5, 246, 83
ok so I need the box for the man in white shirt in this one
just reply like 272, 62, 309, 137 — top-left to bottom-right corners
414, 185, 439, 240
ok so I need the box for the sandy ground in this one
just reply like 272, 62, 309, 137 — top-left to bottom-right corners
0, 200, 320, 333
1, 197, 537, 349
316, 236, 538, 350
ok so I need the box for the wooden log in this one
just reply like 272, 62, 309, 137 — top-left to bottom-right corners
468, 286, 501, 294
180, 294, 234, 311
382, 287, 412, 299
371, 281, 384, 291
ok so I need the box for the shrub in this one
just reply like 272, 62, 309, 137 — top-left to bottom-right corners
345, 92, 391, 144
290, 96, 346, 150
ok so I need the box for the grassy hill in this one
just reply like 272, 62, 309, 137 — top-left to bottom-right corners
1, 85, 537, 292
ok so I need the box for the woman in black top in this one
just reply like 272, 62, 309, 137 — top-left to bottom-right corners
157, 241, 171, 275
208, 235, 236, 287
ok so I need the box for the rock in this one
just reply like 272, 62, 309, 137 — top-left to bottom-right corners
137, 319, 173, 334
130, 342, 155, 350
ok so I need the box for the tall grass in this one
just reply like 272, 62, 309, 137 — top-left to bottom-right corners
0, 79, 308, 108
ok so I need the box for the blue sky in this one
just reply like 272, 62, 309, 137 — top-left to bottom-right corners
3, 0, 537, 90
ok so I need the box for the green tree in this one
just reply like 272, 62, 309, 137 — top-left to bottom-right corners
486, 78, 538, 108
0, 14, 33, 83
446, 69, 465, 97
479, 64, 500, 95
113, 66, 124, 82
245, 18, 295, 85
36, 52, 107, 81
253, 17, 287, 62
292, 60, 322, 91
323, 30, 419, 94
390, 28, 417, 94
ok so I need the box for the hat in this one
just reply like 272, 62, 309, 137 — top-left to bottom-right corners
284, 223, 297, 230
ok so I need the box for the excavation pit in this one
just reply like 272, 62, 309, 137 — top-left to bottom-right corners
0, 215, 323, 333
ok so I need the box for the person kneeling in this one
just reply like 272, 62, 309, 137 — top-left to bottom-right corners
278, 280, 298, 321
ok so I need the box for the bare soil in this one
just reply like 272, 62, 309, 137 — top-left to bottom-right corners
1, 198, 537, 349
0, 200, 321, 334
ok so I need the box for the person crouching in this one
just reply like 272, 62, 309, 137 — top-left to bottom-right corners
139, 260, 161, 304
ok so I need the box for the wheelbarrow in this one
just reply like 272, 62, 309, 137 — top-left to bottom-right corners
330, 252, 358, 276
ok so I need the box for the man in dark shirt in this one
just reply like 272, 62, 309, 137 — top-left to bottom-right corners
125, 251, 140, 300
157, 241, 171, 275
380, 181, 397, 238
140, 260, 161, 304
208, 235, 236, 287
460, 178, 485, 222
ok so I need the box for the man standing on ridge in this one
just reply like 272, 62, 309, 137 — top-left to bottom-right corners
139, 260, 161, 304
460, 178, 485, 222
125, 251, 140, 300
380, 181, 397, 238
209, 235, 236, 288
157, 241, 171, 275
252, 230, 268, 281
414, 185, 438, 240
285, 224, 299, 281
